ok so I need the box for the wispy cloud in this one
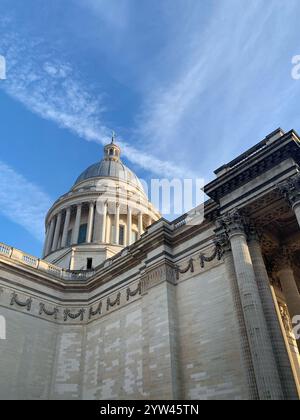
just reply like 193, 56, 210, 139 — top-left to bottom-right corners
133, 0, 300, 178
0, 21, 195, 179
0, 161, 52, 241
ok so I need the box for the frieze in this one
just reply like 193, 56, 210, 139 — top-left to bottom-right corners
10, 292, 32, 311
89, 302, 102, 319
141, 263, 176, 291
175, 259, 194, 280
199, 243, 223, 268
64, 308, 85, 322
107, 293, 121, 311
126, 282, 142, 301
39, 303, 59, 319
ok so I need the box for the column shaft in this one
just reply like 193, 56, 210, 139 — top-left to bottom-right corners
52, 212, 62, 252
127, 206, 132, 246
45, 218, 55, 256
249, 238, 299, 399
42, 224, 49, 258
278, 268, 300, 321
61, 207, 71, 248
224, 248, 259, 400
115, 204, 120, 245
101, 202, 108, 243
86, 202, 95, 243
230, 232, 283, 400
72, 204, 82, 245
138, 212, 144, 239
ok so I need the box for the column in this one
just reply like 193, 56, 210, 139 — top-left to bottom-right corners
61, 207, 71, 248
45, 218, 55, 256
101, 201, 108, 243
72, 203, 82, 245
216, 232, 258, 400
114, 203, 120, 245
86, 202, 95, 243
279, 174, 300, 227
275, 248, 300, 322
138, 212, 144, 239
94, 200, 101, 242
42, 224, 49, 258
51, 212, 62, 252
127, 206, 132, 246
220, 210, 283, 400
248, 231, 299, 399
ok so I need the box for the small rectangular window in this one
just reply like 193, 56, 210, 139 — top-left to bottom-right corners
66, 229, 72, 246
119, 225, 125, 246
78, 224, 87, 244
87, 258, 93, 270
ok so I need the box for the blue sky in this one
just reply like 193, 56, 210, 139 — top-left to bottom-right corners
0, 0, 300, 257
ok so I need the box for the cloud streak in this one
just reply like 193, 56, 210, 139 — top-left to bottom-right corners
0, 161, 52, 241
0, 23, 196, 179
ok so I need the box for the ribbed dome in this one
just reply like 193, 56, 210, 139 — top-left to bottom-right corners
74, 140, 144, 192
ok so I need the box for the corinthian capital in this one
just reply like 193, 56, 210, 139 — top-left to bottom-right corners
218, 209, 247, 238
278, 174, 300, 209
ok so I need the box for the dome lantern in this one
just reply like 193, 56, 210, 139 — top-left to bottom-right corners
104, 132, 121, 162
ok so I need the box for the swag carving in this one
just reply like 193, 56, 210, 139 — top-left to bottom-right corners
39, 303, 59, 319
107, 293, 121, 311
200, 242, 223, 268
175, 259, 194, 280
10, 292, 32, 311
126, 282, 142, 301
64, 308, 85, 322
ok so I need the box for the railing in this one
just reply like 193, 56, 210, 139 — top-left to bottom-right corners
0, 242, 95, 281
63, 270, 95, 281
173, 214, 187, 230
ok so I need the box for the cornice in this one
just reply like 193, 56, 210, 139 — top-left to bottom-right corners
205, 130, 300, 202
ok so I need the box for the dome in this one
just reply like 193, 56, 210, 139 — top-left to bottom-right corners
74, 139, 145, 192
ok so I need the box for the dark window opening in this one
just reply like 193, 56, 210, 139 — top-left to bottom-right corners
87, 258, 93, 270
78, 224, 87, 244
66, 229, 72, 246
119, 225, 125, 246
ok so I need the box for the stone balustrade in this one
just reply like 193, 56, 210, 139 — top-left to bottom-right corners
0, 242, 94, 281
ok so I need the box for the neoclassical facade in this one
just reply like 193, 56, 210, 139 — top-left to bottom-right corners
0, 128, 300, 400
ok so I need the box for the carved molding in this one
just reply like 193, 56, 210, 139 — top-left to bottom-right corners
10, 292, 32, 311
141, 263, 176, 291
39, 303, 59, 319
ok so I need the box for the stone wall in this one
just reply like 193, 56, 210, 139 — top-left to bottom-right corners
0, 249, 252, 400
